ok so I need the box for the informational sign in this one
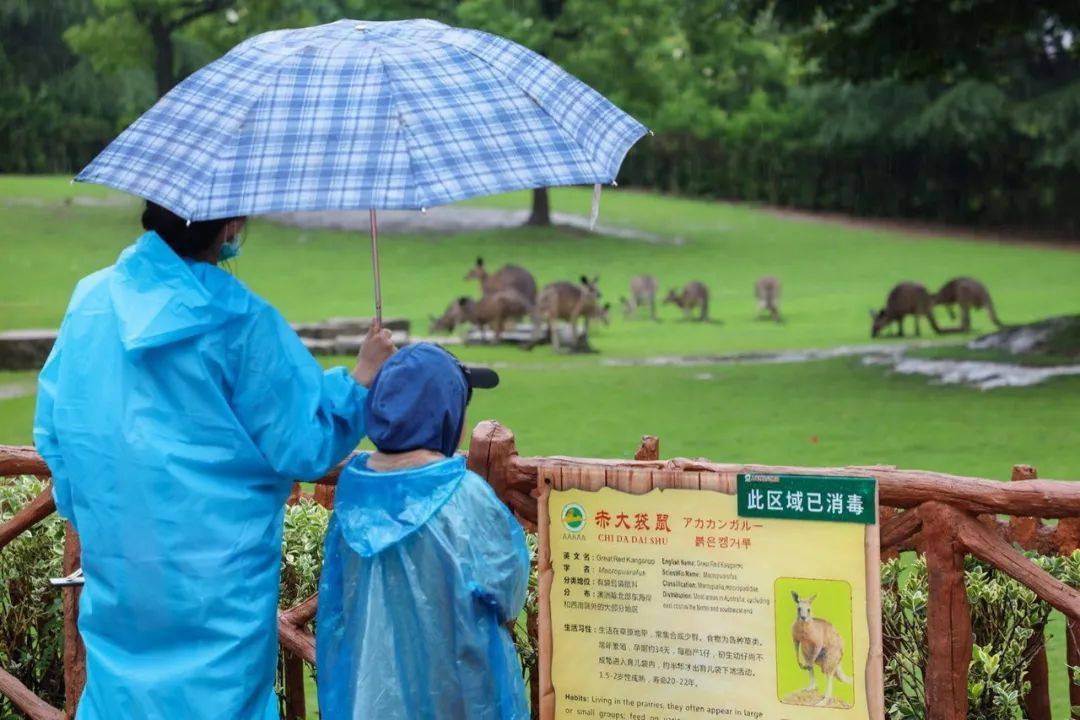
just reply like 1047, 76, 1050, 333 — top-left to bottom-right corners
538, 467, 883, 720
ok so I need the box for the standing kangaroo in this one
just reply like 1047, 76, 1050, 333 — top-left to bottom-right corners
620, 274, 659, 320
932, 277, 1004, 332
465, 257, 538, 305
533, 276, 602, 350
754, 276, 782, 323
870, 282, 945, 338
664, 281, 709, 321
791, 592, 851, 706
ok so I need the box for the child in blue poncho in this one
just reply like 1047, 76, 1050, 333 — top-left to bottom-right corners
317, 343, 531, 720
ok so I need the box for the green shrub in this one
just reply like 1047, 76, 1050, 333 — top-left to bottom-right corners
280, 498, 330, 610
0, 477, 66, 720
882, 553, 1078, 719
514, 533, 539, 683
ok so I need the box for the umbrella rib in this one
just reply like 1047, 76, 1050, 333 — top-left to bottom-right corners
430, 31, 646, 181
192, 48, 310, 220
366, 43, 453, 209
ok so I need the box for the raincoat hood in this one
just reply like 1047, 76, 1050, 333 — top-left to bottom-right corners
109, 231, 251, 351
334, 453, 465, 557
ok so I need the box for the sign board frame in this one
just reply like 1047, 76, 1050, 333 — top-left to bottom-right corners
536, 464, 884, 720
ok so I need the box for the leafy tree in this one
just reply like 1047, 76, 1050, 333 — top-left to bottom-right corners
765, 0, 1080, 83
457, 0, 566, 224
0, 0, 126, 172
455, 1, 798, 219
64, 1, 224, 98
65, 1, 463, 100
5, 0, 1079, 232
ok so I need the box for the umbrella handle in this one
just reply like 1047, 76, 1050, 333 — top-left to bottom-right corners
369, 209, 382, 327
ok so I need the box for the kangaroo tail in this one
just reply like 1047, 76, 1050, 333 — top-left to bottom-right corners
986, 298, 1006, 328
834, 666, 853, 684
925, 308, 944, 335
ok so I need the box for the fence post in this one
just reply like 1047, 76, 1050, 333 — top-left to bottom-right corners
1067, 620, 1080, 719
1008, 465, 1053, 720
313, 483, 336, 509
62, 524, 85, 719
634, 436, 659, 461
468, 422, 538, 718
1057, 488, 1080, 717
281, 652, 306, 720
467, 421, 517, 500
920, 502, 972, 720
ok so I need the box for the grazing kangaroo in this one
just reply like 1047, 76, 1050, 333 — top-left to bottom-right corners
430, 291, 532, 342
932, 277, 1004, 332
620, 274, 659, 320
870, 282, 946, 338
791, 592, 851, 706
465, 257, 538, 305
664, 281, 709, 321
755, 276, 782, 323
429, 299, 466, 335
533, 276, 603, 350
594, 302, 612, 326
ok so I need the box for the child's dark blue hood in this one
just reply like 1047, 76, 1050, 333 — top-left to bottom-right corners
364, 343, 468, 457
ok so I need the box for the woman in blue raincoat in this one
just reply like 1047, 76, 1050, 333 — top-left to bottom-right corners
33, 202, 396, 719
317, 343, 531, 720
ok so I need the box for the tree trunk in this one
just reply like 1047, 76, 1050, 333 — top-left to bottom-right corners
526, 187, 551, 226
149, 17, 176, 98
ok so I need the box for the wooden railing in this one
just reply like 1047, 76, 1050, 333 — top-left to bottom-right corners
4, 423, 1080, 720
462, 421, 1080, 720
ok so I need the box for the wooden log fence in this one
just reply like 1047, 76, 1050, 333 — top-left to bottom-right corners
4, 422, 1080, 719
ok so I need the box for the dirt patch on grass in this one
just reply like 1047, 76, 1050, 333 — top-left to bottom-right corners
0, 382, 34, 400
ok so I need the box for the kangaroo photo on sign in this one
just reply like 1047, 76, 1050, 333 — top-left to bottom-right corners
536, 467, 884, 720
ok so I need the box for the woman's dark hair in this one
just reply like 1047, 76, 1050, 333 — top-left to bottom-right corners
141, 202, 240, 259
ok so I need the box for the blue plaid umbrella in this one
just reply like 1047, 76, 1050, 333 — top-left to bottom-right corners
77, 19, 647, 321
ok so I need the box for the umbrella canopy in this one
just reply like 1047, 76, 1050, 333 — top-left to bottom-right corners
76, 18, 647, 221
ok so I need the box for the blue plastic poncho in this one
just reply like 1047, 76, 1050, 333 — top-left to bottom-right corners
33, 231, 368, 720
317, 454, 531, 720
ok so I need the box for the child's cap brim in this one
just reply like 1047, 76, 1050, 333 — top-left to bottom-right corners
462, 365, 499, 390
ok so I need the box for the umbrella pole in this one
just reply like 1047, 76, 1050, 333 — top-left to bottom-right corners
369, 208, 382, 328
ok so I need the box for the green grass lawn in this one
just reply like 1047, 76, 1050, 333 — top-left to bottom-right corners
4, 176, 1080, 355
2, 175, 1080, 717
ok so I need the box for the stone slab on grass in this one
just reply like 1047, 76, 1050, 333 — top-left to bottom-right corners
0, 329, 57, 371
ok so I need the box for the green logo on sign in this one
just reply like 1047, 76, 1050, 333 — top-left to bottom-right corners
561, 503, 586, 532
736, 474, 876, 524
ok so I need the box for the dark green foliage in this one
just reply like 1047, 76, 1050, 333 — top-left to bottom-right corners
0, 477, 65, 719
3, 0, 1079, 232
765, 0, 1080, 83
0, 0, 129, 172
